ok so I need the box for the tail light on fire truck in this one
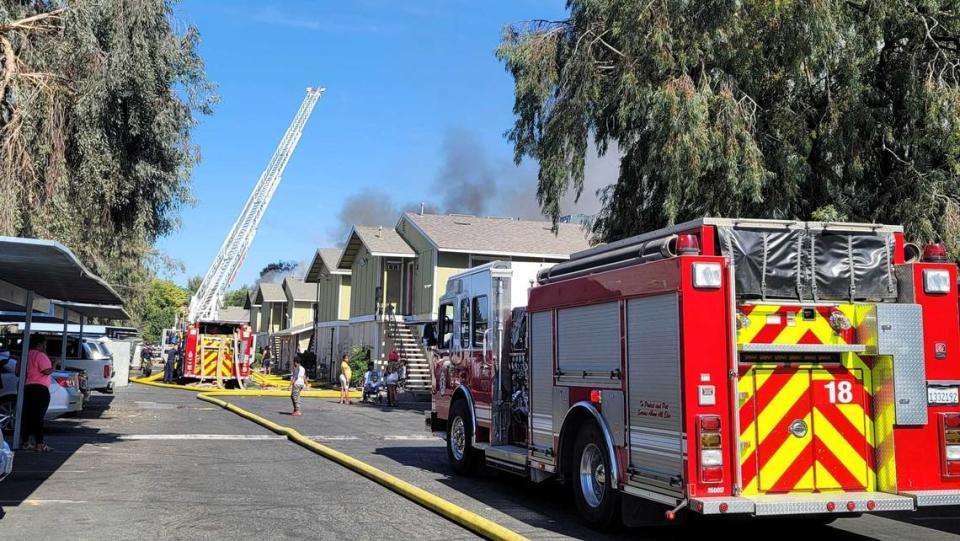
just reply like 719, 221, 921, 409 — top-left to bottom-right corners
692, 263, 723, 289
942, 414, 960, 476
698, 415, 723, 483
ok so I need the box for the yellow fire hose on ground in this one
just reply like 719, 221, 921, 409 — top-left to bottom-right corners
129, 376, 359, 398
197, 393, 528, 541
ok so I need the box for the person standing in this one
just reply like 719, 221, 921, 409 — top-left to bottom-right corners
290, 355, 307, 416
16, 334, 54, 452
163, 346, 176, 384
339, 354, 352, 405
385, 362, 399, 407
262, 348, 272, 375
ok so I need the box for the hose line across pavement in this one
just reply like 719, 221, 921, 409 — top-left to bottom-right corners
196, 393, 529, 541
130, 377, 360, 398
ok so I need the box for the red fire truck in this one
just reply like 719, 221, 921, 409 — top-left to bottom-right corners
426, 217, 960, 528
183, 319, 253, 385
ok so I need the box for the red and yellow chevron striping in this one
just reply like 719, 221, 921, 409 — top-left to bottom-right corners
739, 364, 875, 495
737, 303, 879, 495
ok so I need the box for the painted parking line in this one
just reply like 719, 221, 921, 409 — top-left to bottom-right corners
198, 393, 528, 541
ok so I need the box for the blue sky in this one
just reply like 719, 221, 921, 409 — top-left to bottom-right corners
157, 0, 614, 288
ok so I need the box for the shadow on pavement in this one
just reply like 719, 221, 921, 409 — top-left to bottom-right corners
373, 444, 886, 540
886, 508, 960, 536
0, 394, 119, 520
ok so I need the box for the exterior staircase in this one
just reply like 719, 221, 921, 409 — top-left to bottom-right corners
386, 320, 431, 395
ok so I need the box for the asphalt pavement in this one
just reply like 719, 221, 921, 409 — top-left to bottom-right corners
1, 385, 959, 540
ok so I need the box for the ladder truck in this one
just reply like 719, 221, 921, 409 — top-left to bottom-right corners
182, 87, 324, 384
426, 217, 960, 528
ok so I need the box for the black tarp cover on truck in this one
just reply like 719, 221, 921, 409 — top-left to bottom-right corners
717, 226, 897, 301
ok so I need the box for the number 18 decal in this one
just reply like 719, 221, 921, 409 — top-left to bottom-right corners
825, 380, 853, 404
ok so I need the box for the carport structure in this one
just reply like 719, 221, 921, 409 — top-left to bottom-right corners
0, 237, 126, 450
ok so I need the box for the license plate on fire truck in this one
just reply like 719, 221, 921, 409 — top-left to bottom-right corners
928, 386, 960, 405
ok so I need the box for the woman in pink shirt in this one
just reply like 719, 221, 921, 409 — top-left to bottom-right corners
16, 334, 54, 452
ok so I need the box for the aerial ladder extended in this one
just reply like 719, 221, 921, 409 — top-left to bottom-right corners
188, 87, 324, 322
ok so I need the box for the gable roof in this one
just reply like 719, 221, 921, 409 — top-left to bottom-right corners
338, 225, 415, 269
400, 212, 591, 259
217, 306, 249, 323
254, 282, 285, 304
305, 248, 349, 282
243, 290, 259, 309
283, 278, 318, 302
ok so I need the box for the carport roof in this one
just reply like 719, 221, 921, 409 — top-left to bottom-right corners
57, 302, 129, 321
0, 236, 124, 307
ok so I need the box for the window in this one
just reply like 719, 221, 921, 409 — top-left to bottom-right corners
459, 297, 470, 349
439, 303, 454, 350
472, 296, 489, 348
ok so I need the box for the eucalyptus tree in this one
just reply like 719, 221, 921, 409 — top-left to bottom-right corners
498, 1, 960, 250
0, 0, 215, 317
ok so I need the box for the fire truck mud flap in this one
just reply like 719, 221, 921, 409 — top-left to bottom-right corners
691, 492, 915, 516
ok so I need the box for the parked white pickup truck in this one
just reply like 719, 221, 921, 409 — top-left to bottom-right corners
50, 336, 113, 394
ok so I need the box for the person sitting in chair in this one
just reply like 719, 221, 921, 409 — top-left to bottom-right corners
362, 361, 382, 403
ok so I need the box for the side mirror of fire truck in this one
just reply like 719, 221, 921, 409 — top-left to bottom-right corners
422, 322, 438, 348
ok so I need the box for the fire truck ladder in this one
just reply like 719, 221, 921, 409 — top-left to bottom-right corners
188, 87, 325, 322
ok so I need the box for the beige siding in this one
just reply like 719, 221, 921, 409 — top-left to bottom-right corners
291, 302, 314, 327
338, 276, 351, 320
316, 275, 340, 322
435, 252, 469, 317
349, 245, 379, 317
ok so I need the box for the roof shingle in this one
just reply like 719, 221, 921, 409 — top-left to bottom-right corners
305, 248, 348, 282
338, 225, 415, 269
283, 278, 318, 302
401, 212, 590, 259
254, 282, 285, 304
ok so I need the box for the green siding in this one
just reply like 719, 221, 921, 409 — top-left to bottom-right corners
397, 217, 436, 317
316, 275, 340, 322
349, 245, 379, 317
249, 308, 261, 334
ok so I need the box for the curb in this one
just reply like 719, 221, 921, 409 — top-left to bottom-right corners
196, 393, 528, 541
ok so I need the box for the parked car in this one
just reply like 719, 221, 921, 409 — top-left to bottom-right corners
0, 353, 84, 421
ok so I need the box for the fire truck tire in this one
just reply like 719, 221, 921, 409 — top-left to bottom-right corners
447, 399, 479, 475
571, 422, 620, 529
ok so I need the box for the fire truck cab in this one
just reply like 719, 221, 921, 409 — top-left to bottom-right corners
183, 319, 253, 385
427, 217, 960, 528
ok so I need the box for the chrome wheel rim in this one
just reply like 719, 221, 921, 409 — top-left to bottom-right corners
450, 416, 466, 461
579, 442, 605, 508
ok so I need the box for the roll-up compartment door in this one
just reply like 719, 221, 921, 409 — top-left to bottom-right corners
529, 311, 555, 454
626, 293, 684, 494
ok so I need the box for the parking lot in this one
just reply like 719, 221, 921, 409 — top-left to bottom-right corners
2, 385, 960, 540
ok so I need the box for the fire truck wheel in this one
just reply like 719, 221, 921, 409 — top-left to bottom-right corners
447, 399, 479, 475
572, 422, 619, 529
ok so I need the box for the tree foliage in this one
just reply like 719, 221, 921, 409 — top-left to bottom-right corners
0, 1, 215, 321
186, 275, 202, 295
222, 285, 250, 307
141, 278, 188, 344
498, 1, 960, 251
